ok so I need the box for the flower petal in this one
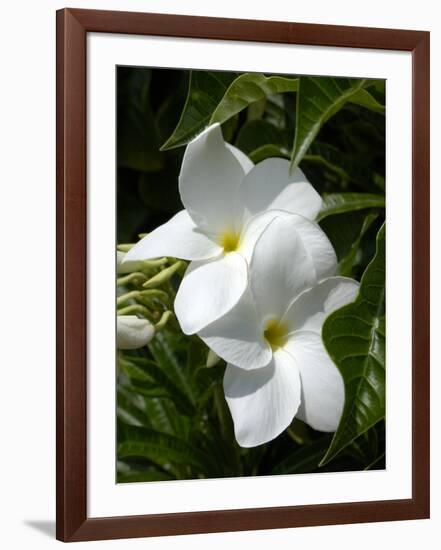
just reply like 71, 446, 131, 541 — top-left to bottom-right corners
284, 331, 344, 432
239, 211, 336, 281
288, 215, 337, 280
283, 276, 360, 335
116, 316, 155, 350
249, 215, 316, 321
198, 288, 272, 370
237, 158, 322, 225
174, 252, 248, 334
117, 251, 145, 275
224, 348, 301, 447
123, 210, 222, 263
225, 143, 254, 174
179, 123, 246, 235
237, 209, 286, 263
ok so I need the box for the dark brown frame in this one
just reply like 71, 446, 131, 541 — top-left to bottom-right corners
56, 7, 430, 542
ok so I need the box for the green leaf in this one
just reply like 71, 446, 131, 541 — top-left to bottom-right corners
161, 72, 298, 150
119, 356, 196, 416
364, 452, 386, 471
118, 423, 214, 474
235, 120, 287, 155
338, 212, 378, 277
317, 193, 385, 221
142, 397, 177, 435
302, 141, 383, 192
320, 211, 371, 266
350, 89, 385, 115
149, 331, 197, 404
161, 71, 238, 150
117, 387, 153, 427
321, 223, 386, 465
347, 423, 379, 465
291, 77, 367, 169
210, 73, 298, 125
249, 144, 290, 163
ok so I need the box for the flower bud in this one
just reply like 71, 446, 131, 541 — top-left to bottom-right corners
206, 349, 221, 367
116, 315, 155, 349
143, 261, 183, 289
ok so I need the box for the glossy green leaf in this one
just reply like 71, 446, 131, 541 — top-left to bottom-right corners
162, 72, 298, 150
291, 77, 366, 169
350, 89, 385, 115
160, 71, 238, 150
321, 224, 386, 464
210, 73, 298, 124
248, 144, 289, 163
317, 193, 385, 221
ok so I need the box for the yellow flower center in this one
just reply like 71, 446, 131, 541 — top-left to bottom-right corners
263, 318, 288, 350
219, 230, 241, 253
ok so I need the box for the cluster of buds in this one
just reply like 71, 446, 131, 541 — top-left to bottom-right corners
116, 238, 184, 350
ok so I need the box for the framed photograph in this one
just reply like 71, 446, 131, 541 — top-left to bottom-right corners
56, 8, 430, 542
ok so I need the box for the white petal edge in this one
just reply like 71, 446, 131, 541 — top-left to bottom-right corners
224, 348, 301, 447
249, 215, 317, 321
174, 252, 248, 335
179, 123, 246, 235
198, 288, 272, 370
116, 316, 155, 350
239, 211, 336, 282
237, 209, 287, 263
117, 250, 145, 275
284, 331, 344, 432
122, 210, 222, 264
225, 143, 254, 174
289, 215, 337, 280
237, 157, 322, 226
283, 276, 360, 335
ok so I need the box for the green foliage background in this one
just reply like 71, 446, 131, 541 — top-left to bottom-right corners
116, 67, 386, 483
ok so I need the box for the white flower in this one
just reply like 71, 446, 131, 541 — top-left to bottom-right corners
117, 315, 155, 349
198, 215, 359, 447
123, 123, 324, 335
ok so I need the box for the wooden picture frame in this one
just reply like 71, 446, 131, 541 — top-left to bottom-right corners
56, 7, 430, 542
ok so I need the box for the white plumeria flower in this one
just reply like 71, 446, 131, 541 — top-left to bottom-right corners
123, 123, 325, 335
198, 215, 360, 447
117, 315, 155, 350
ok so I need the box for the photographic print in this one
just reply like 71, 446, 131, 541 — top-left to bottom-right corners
115, 66, 386, 483
56, 8, 431, 540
